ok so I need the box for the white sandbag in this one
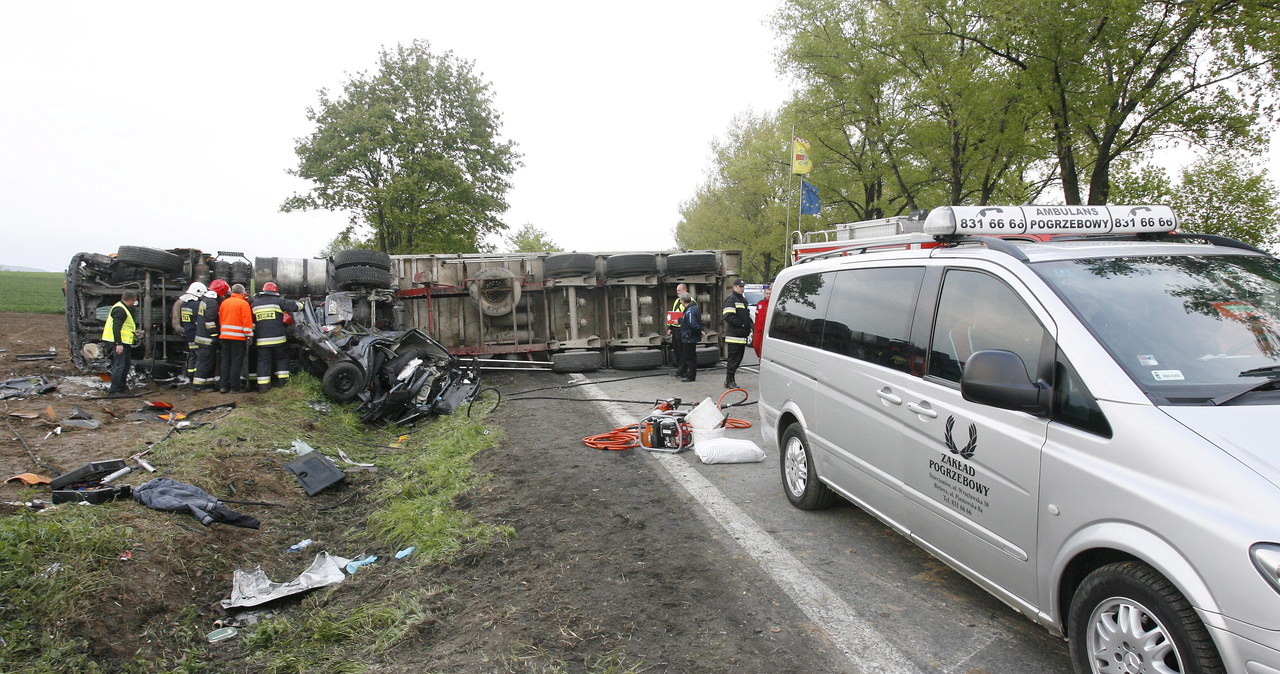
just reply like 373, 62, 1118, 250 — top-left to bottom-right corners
692, 427, 725, 444
686, 397, 725, 430
695, 437, 766, 464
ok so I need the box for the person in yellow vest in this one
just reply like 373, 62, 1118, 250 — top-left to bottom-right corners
102, 290, 139, 398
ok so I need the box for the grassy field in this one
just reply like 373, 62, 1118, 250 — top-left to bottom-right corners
0, 271, 64, 313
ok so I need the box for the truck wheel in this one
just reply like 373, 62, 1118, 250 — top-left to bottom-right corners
1069, 561, 1223, 674
666, 252, 718, 275
117, 246, 183, 274
322, 361, 365, 402
544, 253, 596, 277
334, 265, 393, 290
610, 348, 663, 370
333, 249, 392, 271
695, 345, 720, 367
781, 424, 835, 510
606, 253, 658, 278
551, 350, 601, 373
469, 267, 522, 317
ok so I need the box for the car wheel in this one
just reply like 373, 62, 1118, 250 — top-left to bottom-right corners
117, 245, 183, 274
605, 253, 658, 278
1069, 561, 1224, 674
322, 361, 365, 402
666, 252, 718, 275
781, 424, 835, 510
333, 249, 392, 271
551, 350, 601, 373
610, 348, 663, 370
334, 265, 393, 290
544, 253, 596, 277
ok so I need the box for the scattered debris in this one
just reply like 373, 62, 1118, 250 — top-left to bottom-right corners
206, 626, 238, 643
133, 478, 261, 529
287, 539, 314, 552
0, 376, 56, 400
284, 451, 346, 496
345, 555, 378, 574
50, 461, 133, 504
66, 407, 93, 420
5, 472, 52, 485
6, 411, 39, 419
220, 552, 349, 609
306, 400, 331, 413
61, 419, 102, 430
14, 348, 56, 361
143, 400, 174, 410
395, 546, 415, 559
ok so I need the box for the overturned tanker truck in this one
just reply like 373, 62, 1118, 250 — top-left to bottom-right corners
65, 245, 740, 408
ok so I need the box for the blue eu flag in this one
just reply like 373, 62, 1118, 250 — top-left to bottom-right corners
801, 180, 820, 215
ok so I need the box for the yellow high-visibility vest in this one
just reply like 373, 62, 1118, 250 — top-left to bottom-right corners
101, 301, 137, 345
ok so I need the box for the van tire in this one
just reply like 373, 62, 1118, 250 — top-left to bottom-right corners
610, 348, 663, 370
781, 424, 835, 510
117, 246, 183, 274
322, 361, 365, 402
1068, 561, 1223, 674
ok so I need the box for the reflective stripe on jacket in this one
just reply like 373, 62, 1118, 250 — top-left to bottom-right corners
101, 301, 137, 345
218, 293, 253, 341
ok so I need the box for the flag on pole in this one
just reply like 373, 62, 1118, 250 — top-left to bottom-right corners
792, 137, 812, 174
801, 181, 820, 214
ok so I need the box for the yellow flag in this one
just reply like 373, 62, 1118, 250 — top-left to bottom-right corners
792, 136, 812, 174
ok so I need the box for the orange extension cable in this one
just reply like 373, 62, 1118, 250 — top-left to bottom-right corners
583, 424, 640, 451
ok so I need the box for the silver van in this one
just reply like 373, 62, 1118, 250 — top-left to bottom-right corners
759, 204, 1280, 673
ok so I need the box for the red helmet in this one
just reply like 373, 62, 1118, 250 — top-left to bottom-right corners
209, 279, 230, 296
262, 282, 279, 293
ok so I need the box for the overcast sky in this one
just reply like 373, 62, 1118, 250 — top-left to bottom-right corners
0, 1, 794, 272
4, 3, 1277, 273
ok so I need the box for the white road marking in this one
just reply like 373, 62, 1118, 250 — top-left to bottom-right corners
577, 376, 920, 674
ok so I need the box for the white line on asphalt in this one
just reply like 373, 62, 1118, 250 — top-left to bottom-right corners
576, 376, 920, 674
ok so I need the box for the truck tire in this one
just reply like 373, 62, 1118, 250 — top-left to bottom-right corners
544, 253, 596, 277
695, 345, 720, 367
551, 350, 601, 373
117, 246, 183, 274
606, 253, 658, 278
333, 249, 392, 271
334, 265, 393, 290
322, 361, 365, 402
611, 348, 663, 370
469, 267, 522, 317
666, 252, 718, 275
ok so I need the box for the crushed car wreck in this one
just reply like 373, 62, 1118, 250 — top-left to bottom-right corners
291, 292, 481, 425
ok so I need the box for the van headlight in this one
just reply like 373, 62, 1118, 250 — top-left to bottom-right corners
1250, 543, 1280, 594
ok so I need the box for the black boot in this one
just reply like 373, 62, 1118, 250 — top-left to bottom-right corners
725, 375, 737, 389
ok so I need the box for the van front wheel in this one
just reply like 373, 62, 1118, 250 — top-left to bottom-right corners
780, 424, 835, 510
1069, 561, 1224, 674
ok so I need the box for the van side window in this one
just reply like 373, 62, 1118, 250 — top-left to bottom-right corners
768, 272, 833, 348
822, 267, 924, 372
929, 270, 1047, 383
1053, 354, 1112, 437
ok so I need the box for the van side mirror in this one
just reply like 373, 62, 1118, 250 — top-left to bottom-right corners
961, 349, 1049, 415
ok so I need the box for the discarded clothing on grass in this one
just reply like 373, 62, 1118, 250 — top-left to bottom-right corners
0, 375, 56, 400
134, 477, 260, 529
221, 552, 348, 609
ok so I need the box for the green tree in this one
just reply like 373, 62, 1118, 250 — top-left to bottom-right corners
676, 112, 793, 281
506, 223, 562, 252
928, 0, 1280, 205
1111, 154, 1280, 250
283, 40, 521, 254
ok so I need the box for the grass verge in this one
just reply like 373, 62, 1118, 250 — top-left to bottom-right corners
0, 374, 508, 673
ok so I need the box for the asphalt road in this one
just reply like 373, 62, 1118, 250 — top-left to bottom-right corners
576, 352, 1074, 674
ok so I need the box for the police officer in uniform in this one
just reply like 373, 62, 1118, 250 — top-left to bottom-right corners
102, 290, 139, 397
721, 279, 751, 389
251, 282, 300, 390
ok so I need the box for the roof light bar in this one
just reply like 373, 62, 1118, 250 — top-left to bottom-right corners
924, 205, 1178, 237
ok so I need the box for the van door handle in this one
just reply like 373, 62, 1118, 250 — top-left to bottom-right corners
906, 401, 938, 418
876, 388, 902, 405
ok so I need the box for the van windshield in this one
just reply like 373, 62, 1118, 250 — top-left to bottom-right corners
1036, 254, 1280, 404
